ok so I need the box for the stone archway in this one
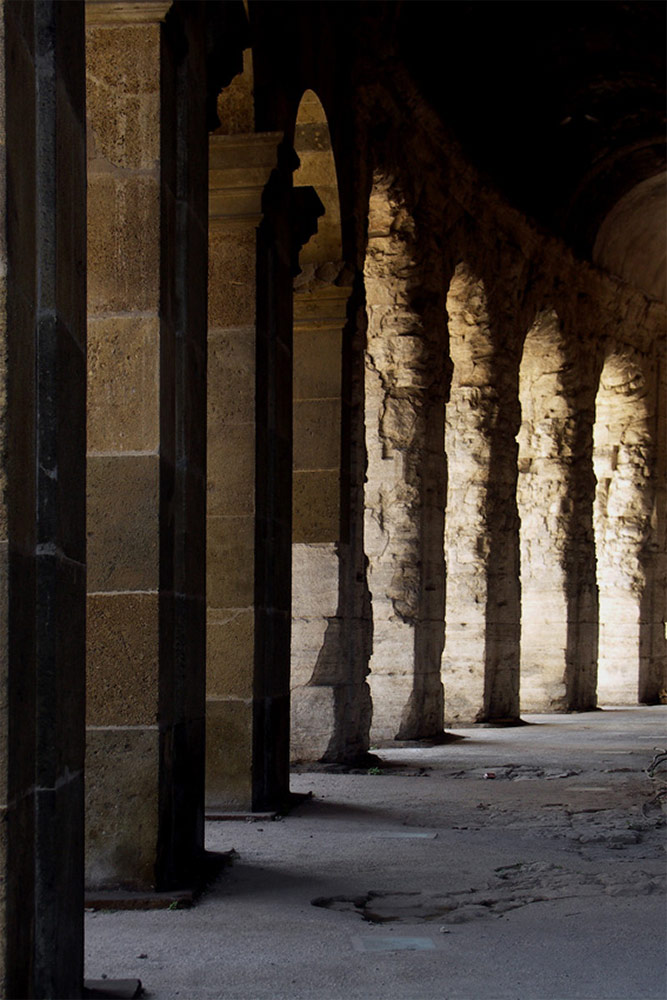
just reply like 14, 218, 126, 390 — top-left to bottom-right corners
594, 351, 655, 704
517, 310, 574, 711
364, 173, 446, 743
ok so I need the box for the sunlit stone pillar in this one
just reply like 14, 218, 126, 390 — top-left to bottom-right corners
0, 1, 87, 994
594, 350, 656, 704
365, 176, 445, 742
517, 310, 598, 711
444, 262, 521, 723
86, 0, 208, 890
291, 286, 347, 758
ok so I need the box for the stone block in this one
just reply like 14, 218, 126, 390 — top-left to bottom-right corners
290, 617, 328, 687
293, 398, 341, 470
206, 514, 254, 608
87, 315, 159, 452
293, 326, 342, 400
85, 727, 159, 890
87, 172, 159, 314
369, 671, 415, 742
208, 326, 255, 426
291, 542, 339, 617
87, 592, 159, 726
87, 453, 159, 592
205, 698, 253, 810
206, 609, 254, 699
86, 24, 161, 170
208, 227, 256, 327
292, 470, 340, 543
290, 685, 336, 762
207, 422, 255, 517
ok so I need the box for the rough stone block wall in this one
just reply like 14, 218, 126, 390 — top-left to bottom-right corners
594, 348, 657, 703
517, 310, 583, 712
364, 174, 445, 742
85, 12, 164, 888
86, 2, 208, 890
359, 75, 664, 729
444, 263, 497, 722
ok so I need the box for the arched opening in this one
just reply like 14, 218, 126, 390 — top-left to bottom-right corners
594, 351, 655, 703
443, 263, 495, 722
593, 173, 667, 304
289, 90, 351, 761
443, 261, 522, 724
517, 311, 574, 710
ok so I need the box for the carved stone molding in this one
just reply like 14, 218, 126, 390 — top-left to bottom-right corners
86, 1, 172, 26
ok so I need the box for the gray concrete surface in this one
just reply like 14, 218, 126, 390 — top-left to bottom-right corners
85, 707, 667, 999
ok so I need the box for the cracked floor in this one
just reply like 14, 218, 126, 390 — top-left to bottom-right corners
85, 707, 666, 999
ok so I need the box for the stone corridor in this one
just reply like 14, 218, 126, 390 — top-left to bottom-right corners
0, 2, 664, 996
85, 707, 667, 999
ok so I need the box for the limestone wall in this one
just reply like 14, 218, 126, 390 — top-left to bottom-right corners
85, 0, 209, 890
364, 174, 446, 742
358, 73, 665, 728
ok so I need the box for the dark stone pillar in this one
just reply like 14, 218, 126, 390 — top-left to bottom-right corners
1, 1, 87, 996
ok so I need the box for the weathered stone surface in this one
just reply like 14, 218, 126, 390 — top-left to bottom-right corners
86, 728, 159, 890
364, 175, 446, 743
86, 23, 161, 170
594, 349, 656, 704
205, 699, 253, 809
87, 172, 160, 314
87, 454, 159, 593
87, 593, 159, 726
206, 514, 254, 609
207, 608, 254, 699
87, 315, 159, 452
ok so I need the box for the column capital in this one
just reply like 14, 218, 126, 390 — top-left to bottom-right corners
209, 132, 283, 226
86, 1, 172, 26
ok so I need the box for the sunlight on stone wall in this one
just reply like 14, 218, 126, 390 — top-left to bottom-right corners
594, 351, 654, 703
517, 311, 572, 711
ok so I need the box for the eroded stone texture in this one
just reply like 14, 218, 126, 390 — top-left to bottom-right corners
517, 310, 597, 712
365, 174, 445, 742
594, 350, 657, 704
443, 262, 522, 724
289, 92, 372, 764
444, 264, 496, 722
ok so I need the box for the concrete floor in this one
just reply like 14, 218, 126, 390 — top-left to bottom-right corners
85, 707, 667, 1000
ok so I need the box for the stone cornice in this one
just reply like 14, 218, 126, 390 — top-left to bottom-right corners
209, 132, 283, 223
86, 1, 172, 26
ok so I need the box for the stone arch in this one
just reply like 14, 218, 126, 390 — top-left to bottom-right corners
517, 310, 576, 710
593, 350, 655, 703
364, 172, 446, 743
290, 89, 356, 761
443, 263, 496, 722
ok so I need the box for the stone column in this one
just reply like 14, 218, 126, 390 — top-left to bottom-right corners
0, 2, 87, 995
641, 342, 667, 702
206, 132, 289, 810
444, 262, 521, 724
517, 310, 598, 711
364, 177, 445, 742
290, 278, 373, 763
85, 0, 208, 890
594, 349, 657, 704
